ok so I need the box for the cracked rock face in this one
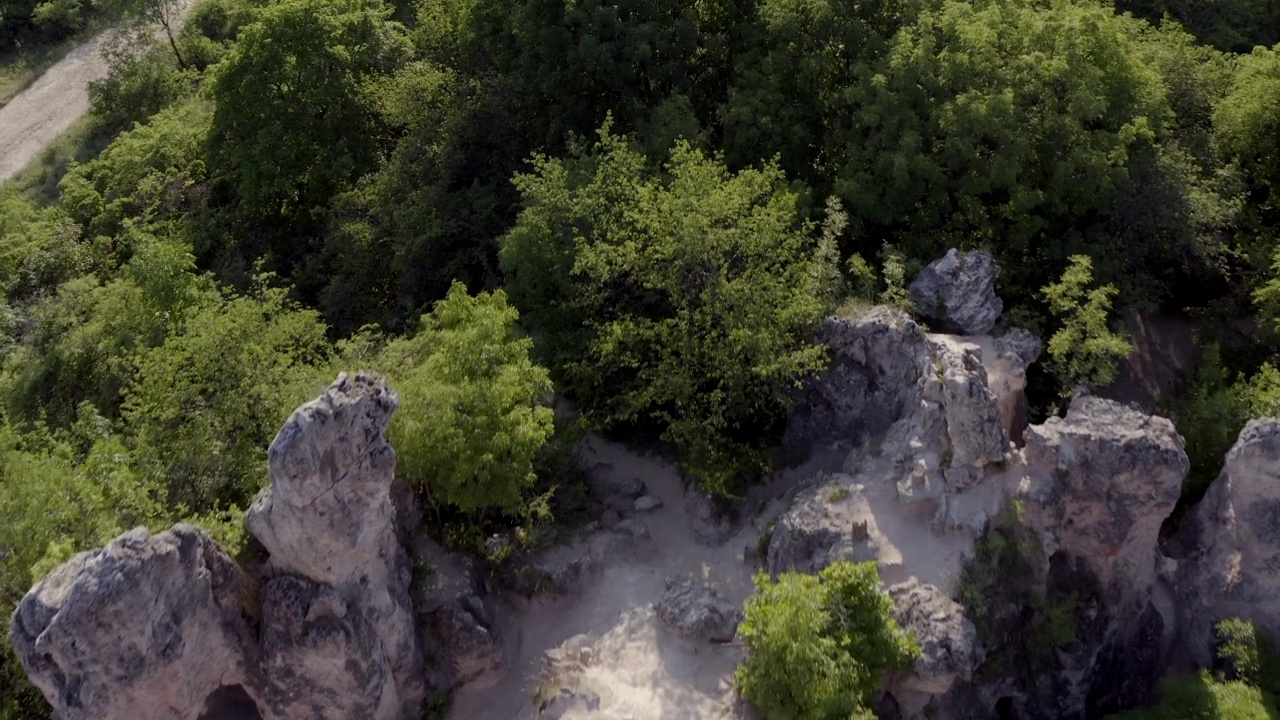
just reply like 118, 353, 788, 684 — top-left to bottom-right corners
247, 372, 426, 719
656, 575, 741, 644
11, 373, 428, 720
1021, 394, 1187, 603
887, 579, 982, 716
9, 525, 259, 720
783, 307, 930, 459
1173, 419, 1280, 662
908, 248, 1003, 335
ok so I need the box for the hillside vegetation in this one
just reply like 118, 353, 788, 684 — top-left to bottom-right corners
3, 0, 1280, 715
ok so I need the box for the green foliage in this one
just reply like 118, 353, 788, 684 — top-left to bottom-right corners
1042, 255, 1132, 390
1106, 671, 1279, 719
736, 560, 918, 720
839, 0, 1170, 295
60, 98, 212, 244
87, 48, 192, 134
1115, 0, 1278, 53
501, 127, 833, 493
724, 0, 915, 180
207, 0, 410, 266
0, 187, 92, 304
374, 283, 554, 514
1216, 46, 1280, 213
123, 279, 330, 514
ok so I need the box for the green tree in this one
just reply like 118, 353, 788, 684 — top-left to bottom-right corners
122, 280, 329, 514
501, 126, 834, 493
723, 0, 914, 179
374, 283, 554, 514
837, 0, 1169, 293
207, 0, 410, 269
1042, 255, 1131, 390
736, 560, 918, 720
1216, 46, 1280, 213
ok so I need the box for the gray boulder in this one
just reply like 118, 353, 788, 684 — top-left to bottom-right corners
908, 248, 1002, 335
1021, 394, 1187, 602
783, 307, 930, 457
656, 575, 741, 643
1173, 419, 1280, 662
767, 476, 876, 576
929, 335, 1008, 481
9, 525, 260, 720
247, 372, 425, 718
887, 580, 983, 715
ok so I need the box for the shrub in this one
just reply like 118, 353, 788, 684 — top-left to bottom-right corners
736, 560, 918, 720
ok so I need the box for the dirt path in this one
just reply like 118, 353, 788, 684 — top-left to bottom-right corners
448, 437, 813, 720
0, 33, 110, 184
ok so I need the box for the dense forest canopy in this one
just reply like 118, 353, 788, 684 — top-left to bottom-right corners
3, 0, 1280, 715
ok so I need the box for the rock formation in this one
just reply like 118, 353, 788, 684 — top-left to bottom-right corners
782, 307, 930, 458
886, 580, 983, 718
9, 525, 259, 720
10, 373, 428, 720
1021, 394, 1187, 603
908, 248, 1003, 335
656, 574, 741, 644
248, 372, 425, 719
1171, 418, 1280, 664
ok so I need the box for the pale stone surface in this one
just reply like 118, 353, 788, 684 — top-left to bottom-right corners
656, 575, 741, 643
908, 248, 1003, 335
247, 372, 425, 719
9, 525, 260, 720
887, 579, 982, 717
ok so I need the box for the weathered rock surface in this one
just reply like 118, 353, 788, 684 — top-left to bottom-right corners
247, 372, 425, 718
908, 248, 1003, 335
929, 335, 1008, 479
887, 580, 982, 716
656, 575, 741, 643
1172, 418, 1280, 663
783, 307, 930, 458
767, 476, 877, 576
1022, 394, 1187, 601
9, 525, 259, 720
989, 329, 1042, 443
11, 373, 429, 720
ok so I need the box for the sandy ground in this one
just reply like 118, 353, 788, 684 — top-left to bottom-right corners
0, 4, 196, 185
446, 433, 981, 720
448, 437, 834, 720
0, 34, 109, 184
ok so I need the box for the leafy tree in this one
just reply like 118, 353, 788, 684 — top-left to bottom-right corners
207, 0, 410, 269
723, 0, 915, 179
122, 279, 329, 514
501, 126, 834, 493
736, 560, 918, 720
374, 283, 554, 514
1042, 255, 1131, 390
1114, 0, 1278, 53
837, 0, 1170, 294
1216, 46, 1280, 213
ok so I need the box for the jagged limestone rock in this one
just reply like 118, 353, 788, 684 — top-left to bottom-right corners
9, 525, 261, 720
908, 249, 1003, 335
783, 307, 930, 458
12, 373, 429, 720
1021, 394, 1187, 602
887, 579, 983, 717
247, 372, 426, 718
1172, 418, 1280, 663
928, 335, 1008, 483
656, 575, 741, 644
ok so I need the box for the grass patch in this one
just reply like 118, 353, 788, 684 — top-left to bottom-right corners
1106, 672, 1278, 719
0, 36, 83, 107
4, 115, 112, 204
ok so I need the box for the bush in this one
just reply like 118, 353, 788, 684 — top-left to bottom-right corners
736, 560, 918, 720
1042, 255, 1132, 391
501, 126, 834, 494
374, 283, 555, 515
